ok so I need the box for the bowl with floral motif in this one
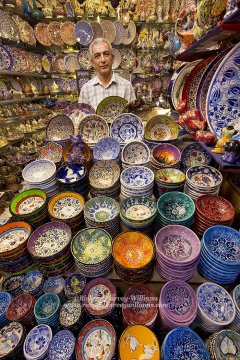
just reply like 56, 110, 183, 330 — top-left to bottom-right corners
9, 189, 47, 219
145, 115, 178, 141
152, 144, 181, 167
120, 166, 154, 190
122, 140, 150, 165
186, 165, 223, 190
48, 329, 75, 360
34, 293, 61, 325
48, 191, 85, 222
0, 221, 32, 258
0, 291, 12, 327
64, 273, 86, 299
21, 270, 45, 297
120, 196, 157, 225
93, 136, 121, 161
157, 192, 195, 223
23, 324, 52, 360
2, 275, 24, 297
89, 160, 120, 189
155, 168, 186, 186
84, 196, 120, 223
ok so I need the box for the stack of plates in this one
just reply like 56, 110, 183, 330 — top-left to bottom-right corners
0, 221, 33, 274
155, 192, 195, 233
44, 277, 65, 304
48, 192, 85, 235
2, 275, 24, 297
193, 195, 235, 237
229, 285, 240, 333
184, 165, 223, 200
21, 271, 45, 298
64, 273, 86, 299
9, 189, 48, 229
59, 298, 86, 332
121, 141, 151, 170
89, 160, 121, 199
120, 196, 156, 237
161, 328, 210, 360
7, 293, 37, 329
155, 225, 201, 281
113, 231, 155, 283
23, 324, 52, 360
27, 222, 74, 277
150, 144, 181, 172
120, 166, 154, 199
122, 284, 158, 329
0, 292, 12, 328
71, 228, 113, 278
84, 197, 121, 239
110, 113, 144, 147
198, 225, 240, 284
0, 322, 26, 360
48, 329, 75, 360
195, 283, 236, 333
93, 137, 121, 165
56, 163, 89, 199
206, 329, 240, 360
154, 168, 186, 198
22, 160, 59, 198
34, 294, 61, 333
159, 280, 197, 330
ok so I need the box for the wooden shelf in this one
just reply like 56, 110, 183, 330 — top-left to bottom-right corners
0, 71, 76, 79
0, 110, 52, 128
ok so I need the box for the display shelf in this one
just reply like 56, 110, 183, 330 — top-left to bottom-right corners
0, 93, 70, 105
0, 71, 76, 79
0, 110, 52, 128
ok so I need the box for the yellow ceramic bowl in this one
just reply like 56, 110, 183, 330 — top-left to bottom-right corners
145, 115, 178, 141
48, 192, 85, 220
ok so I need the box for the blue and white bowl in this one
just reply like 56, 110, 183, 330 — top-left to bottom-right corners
110, 113, 144, 146
120, 166, 154, 199
93, 137, 121, 163
48, 329, 75, 360
0, 291, 12, 327
24, 324, 52, 360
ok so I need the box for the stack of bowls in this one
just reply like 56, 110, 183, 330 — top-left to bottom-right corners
22, 160, 59, 198
34, 294, 61, 333
2, 275, 24, 297
48, 329, 76, 360
154, 168, 186, 198
21, 271, 45, 298
23, 324, 52, 360
7, 293, 37, 329
229, 285, 240, 333
84, 197, 121, 239
89, 160, 121, 199
198, 225, 240, 285
64, 273, 86, 299
195, 283, 236, 333
184, 165, 223, 200
150, 144, 181, 172
158, 280, 197, 330
121, 141, 151, 170
120, 166, 154, 199
193, 195, 235, 237
9, 189, 48, 229
155, 225, 201, 281
0, 322, 26, 360
155, 192, 195, 233
0, 221, 33, 274
56, 163, 89, 199
59, 298, 86, 332
93, 137, 121, 165
120, 196, 156, 237
113, 231, 155, 283
206, 329, 240, 360
122, 284, 158, 329
44, 277, 66, 304
0, 292, 12, 327
27, 222, 74, 277
48, 192, 85, 235
71, 228, 113, 278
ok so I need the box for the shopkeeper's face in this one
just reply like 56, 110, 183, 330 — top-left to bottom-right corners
91, 42, 114, 77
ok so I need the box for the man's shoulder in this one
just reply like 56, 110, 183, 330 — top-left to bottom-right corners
82, 77, 97, 88
115, 74, 132, 86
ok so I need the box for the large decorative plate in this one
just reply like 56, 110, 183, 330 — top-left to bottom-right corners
168, 64, 186, 109
74, 20, 93, 45
206, 42, 240, 139
34, 23, 52, 46
112, 48, 121, 70
64, 54, 80, 73
12, 15, 36, 45
47, 21, 64, 46
48, 330, 75, 360
96, 96, 128, 123
60, 21, 77, 45
0, 322, 25, 358
110, 113, 144, 143
145, 115, 178, 141
0, 12, 19, 41
47, 115, 74, 142
0, 44, 13, 71
119, 48, 136, 70
90, 21, 103, 39
122, 20, 136, 45
101, 20, 116, 44
78, 114, 109, 144
113, 21, 125, 45
77, 49, 91, 70
171, 60, 201, 110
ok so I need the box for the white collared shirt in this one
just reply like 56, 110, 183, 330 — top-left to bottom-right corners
78, 73, 136, 110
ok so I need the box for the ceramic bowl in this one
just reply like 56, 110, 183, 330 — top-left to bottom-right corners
59, 299, 83, 330
120, 166, 154, 189
22, 160, 56, 184
9, 189, 47, 217
93, 136, 121, 161
48, 191, 85, 220
21, 270, 45, 296
145, 115, 178, 141
155, 168, 186, 185
0, 291, 12, 326
0, 221, 32, 257
46, 115, 74, 142
89, 160, 120, 189
196, 195, 235, 223
56, 163, 87, 184
2, 275, 24, 296
120, 196, 156, 224
0, 322, 26, 359
84, 196, 119, 223
34, 293, 60, 322
48, 329, 75, 360
122, 140, 150, 165
152, 144, 181, 166
6, 293, 36, 322
23, 324, 52, 360
64, 273, 86, 299
181, 143, 212, 170
186, 165, 223, 189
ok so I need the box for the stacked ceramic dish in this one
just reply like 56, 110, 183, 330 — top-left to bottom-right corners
23, 324, 52, 360
34, 293, 61, 333
78, 114, 109, 149
0, 221, 33, 274
43, 277, 65, 304
193, 195, 235, 237
110, 113, 144, 147
48, 192, 85, 235
84, 197, 120, 239
22, 160, 59, 198
56, 163, 89, 199
120, 196, 156, 237
154, 168, 186, 198
113, 231, 155, 283
48, 329, 76, 360
159, 280, 197, 330
120, 166, 154, 199
122, 284, 158, 329
27, 222, 74, 277
2, 275, 24, 297
9, 189, 48, 229
184, 165, 223, 200
89, 160, 121, 199
144, 115, 179, 149
161, 328, 211, 360
229, 285, 240, 333
195, 283, 236, 333
206, 329, 240, 360
46, 114, 74, 147
180, 143, 212, 173
155, 192, 195, 233
71, 228, 113, 278
64, 273, 86, 299
121, 140, 151, 170
59, 298, 86, 332
150, 144, 181, 172
0, 291, 12, 327
21, 271, 45, 298
93, 136, 121, 165
198, 225, 240, 285
155, 225, 201, 281
7, 293, 37, 329
0, 322, 26, 360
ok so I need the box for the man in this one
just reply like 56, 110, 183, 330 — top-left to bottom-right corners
78, 37, 136, 110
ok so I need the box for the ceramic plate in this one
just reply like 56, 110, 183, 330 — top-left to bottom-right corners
12, 15, 36, 45
96, 96, 128, 124
77, 49, 91, 70
0, 44, 13, 71
112, 48, 121, 70
47, 115, 74, 142
0, 12, 19, 41
64, 54, 80, 73
101, 20, 116, 43
120, 48, 136, 70
78, 114, 109, 144
60, 21, 77, 45
74, 20, 93, 45
110, 113, 144, 143
34, 23, 52, 46
90, 21, 103, 39
122, 20, 136, 45
113, 21, 125, 45
22, 160, 56, 183
47, 22, 64, 46
168, 64, 186, 109
38, 142, 62, 163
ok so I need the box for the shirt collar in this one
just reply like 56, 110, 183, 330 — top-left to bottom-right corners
93, 73, 118, 87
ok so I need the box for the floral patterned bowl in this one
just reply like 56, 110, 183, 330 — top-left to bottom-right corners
48, 192, 85, 221
121, 166, 154, 189
157, 192, 195, 223
9, 189, 47, 218
120, 196, 157, 224
64, 273, 86, 299
155, 168, 186, 185
34, 293, 60, 323
145, 115, 178, 141
89, 160, 120, 189
0, 221, 32, 257
186, 165, 223, 190
93, 136, 121, 161
84, 196, 119, 223
122, 140, 150, 165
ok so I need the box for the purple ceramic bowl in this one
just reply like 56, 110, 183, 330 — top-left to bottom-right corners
152, 144, 181, 166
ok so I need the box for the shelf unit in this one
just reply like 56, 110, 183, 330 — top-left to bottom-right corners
0, 71, 76, 79
0, 110, 52, 128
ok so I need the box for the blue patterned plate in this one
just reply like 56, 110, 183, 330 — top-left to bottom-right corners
24, 324, 52, 359
121, 166, 154, 189
168, 64, 186, 109
84, 197, 119, 223
48, 330, 75, 360
181, 143, 212, 171
93, 136, 121, 161
0, 44, 14, 71
206, 42, 240, 139
110, 113, 144, 144
74, 20, 93, 45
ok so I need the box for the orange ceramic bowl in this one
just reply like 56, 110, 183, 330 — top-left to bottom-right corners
48, 191, 85, 221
